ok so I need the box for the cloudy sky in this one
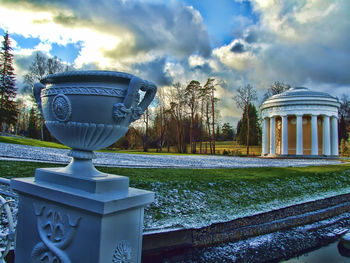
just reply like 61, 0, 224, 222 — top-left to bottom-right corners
0, 0, 349, 125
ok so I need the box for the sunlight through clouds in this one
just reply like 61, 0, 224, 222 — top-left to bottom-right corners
0, 2, 135, 69
0, 0, 349, 124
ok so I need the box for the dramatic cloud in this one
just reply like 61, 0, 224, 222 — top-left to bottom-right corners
0, 0, 349, 125
0, 0, 211, 81
227, 0, 350, 91
231, 42, 245, 53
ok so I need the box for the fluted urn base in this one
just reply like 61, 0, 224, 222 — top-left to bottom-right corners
58, 157, 105, 178
44, 121, 129, 178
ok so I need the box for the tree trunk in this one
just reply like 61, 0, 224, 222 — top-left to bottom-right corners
143, 109, 149, 152
246, 112, 250, 155
176, 122, 181, 153
40, 119, 44, 141
159, 107, 164, 153
211, 89, 216, 155
206, 101, 212, 154
200, 99, 204, 154
0, 74, 5, 132
190, 111, 194, 153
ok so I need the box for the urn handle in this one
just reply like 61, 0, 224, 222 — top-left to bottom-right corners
33, 82, 45, 114
113, 77, 157, 122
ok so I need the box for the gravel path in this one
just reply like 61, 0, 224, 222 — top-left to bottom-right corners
0, 142, 341, 168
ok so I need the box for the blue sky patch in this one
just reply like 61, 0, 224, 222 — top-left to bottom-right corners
50, 42, 82, 64
11, 33, 41, 50
184, 0, 257, 47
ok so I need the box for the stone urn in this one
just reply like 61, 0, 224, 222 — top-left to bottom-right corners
33, 70, 157, 177
12, 70, 156, 263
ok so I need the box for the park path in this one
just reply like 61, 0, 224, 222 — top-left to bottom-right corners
0, 142, 341, 168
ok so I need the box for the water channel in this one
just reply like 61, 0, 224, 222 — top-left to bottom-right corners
283, 240, 350, 263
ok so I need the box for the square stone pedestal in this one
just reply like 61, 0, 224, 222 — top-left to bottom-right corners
11, 167, 154, 263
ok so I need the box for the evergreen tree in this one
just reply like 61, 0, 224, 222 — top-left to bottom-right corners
27, 107, 39, 138
236, 103, 261, 146
235, 120, 242, 141
221, 122, 234, 141
339, 115, 348, 143
216, 125, 221, 141
0, 32, 17, 131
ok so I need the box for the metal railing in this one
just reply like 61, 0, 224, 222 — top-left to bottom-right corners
0, 179, 16, 199
0, 178, 17, 263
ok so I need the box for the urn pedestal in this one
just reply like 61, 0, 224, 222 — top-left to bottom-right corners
12, 170, 154, 263
10, 71, 157, 263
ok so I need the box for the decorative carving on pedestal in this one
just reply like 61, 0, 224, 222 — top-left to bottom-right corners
31, 203, 81, 263
112, 240, 132, 263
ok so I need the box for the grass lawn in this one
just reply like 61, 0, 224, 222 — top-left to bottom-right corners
0, 136, 69, 149
0, 136, 194, 155
0, 135, 261, 156
1, 160, 350, 230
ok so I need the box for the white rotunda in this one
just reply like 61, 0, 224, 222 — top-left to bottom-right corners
260, 87, 340, 157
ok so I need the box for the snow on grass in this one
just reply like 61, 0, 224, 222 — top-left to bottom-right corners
2, 160, 350, 232
139, 167, 350, 230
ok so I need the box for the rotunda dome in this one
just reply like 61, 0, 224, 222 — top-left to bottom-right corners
269, 87, 334, 100
260, 87, 339, 118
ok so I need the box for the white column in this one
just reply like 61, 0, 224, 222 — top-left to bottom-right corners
270, 116, 276, 155
331, 116, 339, 156
323, 115, 331, 155
296, 114, 303, 155
262, 118, 268, 155
281, 115, 288, 155
311, 114, 318, 155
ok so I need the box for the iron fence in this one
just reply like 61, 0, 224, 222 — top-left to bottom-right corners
0, 178, 17, 262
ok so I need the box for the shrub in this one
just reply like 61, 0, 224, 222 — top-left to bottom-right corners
232, 149, 242, 156
223, 149, 230, 155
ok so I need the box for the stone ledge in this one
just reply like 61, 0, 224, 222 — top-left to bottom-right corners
142, 192, 350, 261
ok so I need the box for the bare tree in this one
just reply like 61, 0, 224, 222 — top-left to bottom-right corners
339, 94, 350, 120
203, 78, 219, 154
24, 52, 47, 89
205, 95, 212, 154
339, 94, 350, 143
167, 82, 187, 153
154, 88, 168, 152
185, 80, 201, 153
233, 84, 257, 155
142, 108, 150, 152
47, 56, 64, 74
24, 52, 69, 140
262, 81, 291, 102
